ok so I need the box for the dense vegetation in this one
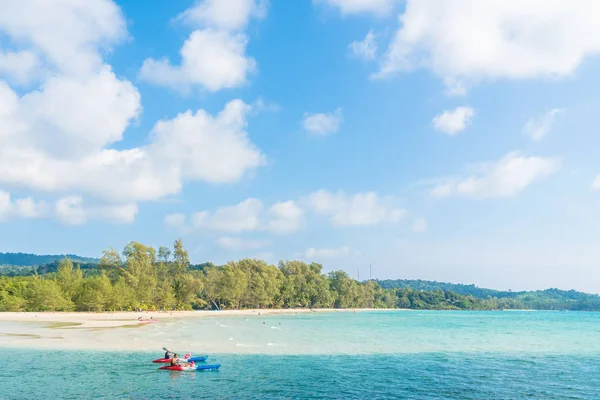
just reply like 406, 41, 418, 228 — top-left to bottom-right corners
1, 243, 599, 312
378, 280, 600, 311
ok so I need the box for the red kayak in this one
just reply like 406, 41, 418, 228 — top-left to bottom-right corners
153, 355, 208, 363
159, 364, 220, 371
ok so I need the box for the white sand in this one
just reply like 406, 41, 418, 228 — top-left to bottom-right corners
0, 308, 384, 327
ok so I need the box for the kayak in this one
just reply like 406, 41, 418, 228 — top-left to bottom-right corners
159, 364, 220, 371
152, 355, 208, 363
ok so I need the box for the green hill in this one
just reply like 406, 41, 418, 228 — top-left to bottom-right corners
0, 252, 98, 267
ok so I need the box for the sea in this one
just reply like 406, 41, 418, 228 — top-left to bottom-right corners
1, 310, 599, 399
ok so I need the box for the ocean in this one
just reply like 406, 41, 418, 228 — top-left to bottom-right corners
1, 311, 599, 399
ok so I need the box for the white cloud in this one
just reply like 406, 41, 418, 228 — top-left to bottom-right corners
306, 190, 406, 226
178, 0, 267, 31
193, 198, 263, 233
314, 0, 396, 16
0, 92, 264, 203
0, 1, 266, 225
303, 107, 343, 136
55, 196, 137, 226
523, 108, 565, 142
375, 0, 600, 90
0, 190, 134, 225
0, 0, 126, 77
139, 29, 256, 93
175, 198, 303, 235
432, 106, 474, 135
592, 175, 600, 190
303, 246, 351, 259
216, 236, 272, 252
149, 99, 265, 185
168, 190, 404, 234
140, 0, 265, 92
350, 30, 378, 60
0, 190, 48, 222
0, 51, 39, 84
412, 217, 427, 233
266, 201, 304, 234
432, 151, 560, 198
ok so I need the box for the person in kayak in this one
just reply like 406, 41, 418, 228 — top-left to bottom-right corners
170, 353, 180, 366
164, 348, 174, 359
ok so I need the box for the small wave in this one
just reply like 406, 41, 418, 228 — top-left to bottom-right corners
270, 326, 281, 330
267, 343, 275, 346
228, 337, 234, 341
236, 343, 260, 347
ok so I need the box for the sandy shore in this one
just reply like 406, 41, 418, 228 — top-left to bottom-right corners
0, 308, 394, 328
0, 308, 405, 351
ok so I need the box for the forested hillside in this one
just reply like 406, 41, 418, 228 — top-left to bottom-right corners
378, 280, 600, 311
0, 252, 97, 267
1, 245, 599, 312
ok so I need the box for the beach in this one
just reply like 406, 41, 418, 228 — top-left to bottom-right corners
0, 308, 387, 328
0, 308, 396, 351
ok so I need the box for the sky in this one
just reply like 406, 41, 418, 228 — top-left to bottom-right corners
1, 0, 600, 293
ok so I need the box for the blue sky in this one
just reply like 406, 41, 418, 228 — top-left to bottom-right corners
2, 0, 600, 292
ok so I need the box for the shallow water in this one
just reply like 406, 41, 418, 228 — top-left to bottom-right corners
2, 310, 600, 355
1, 311, 600, 398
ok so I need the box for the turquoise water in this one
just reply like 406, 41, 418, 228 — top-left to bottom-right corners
0, 350, 598, 399
1, 311, 600, 398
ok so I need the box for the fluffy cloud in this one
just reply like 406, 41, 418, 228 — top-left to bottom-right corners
375, 0, 600, 91
140, 0, 264, 92
0, 51, 39, 84
523, 108, 565, 142
166, 190, 404, 234
178, 0, 267, 30
266, 201, 304, 234
0, 0, 126, 77
314, 0, 396, 16
350, 30, 378, 60
432, 106, 474, 135
306, 190, 406, 226
55, 196, 137, 226
216, 236, 272, 252
0, 190, 48, 222
0, 91, 264, 203
432, 151, 560, 198
0, 190, 135, 225
303, 107, 343, 135
173, 198, 303, 234
0, 0, 266, 225
193, 198, 263, 233
302, 246, 351, 259
139, 29, 256, 93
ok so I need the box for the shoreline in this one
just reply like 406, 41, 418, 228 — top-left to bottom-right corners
0, 308, 404, 328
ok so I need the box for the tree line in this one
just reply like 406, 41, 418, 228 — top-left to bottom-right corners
1, 240, 599, 312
